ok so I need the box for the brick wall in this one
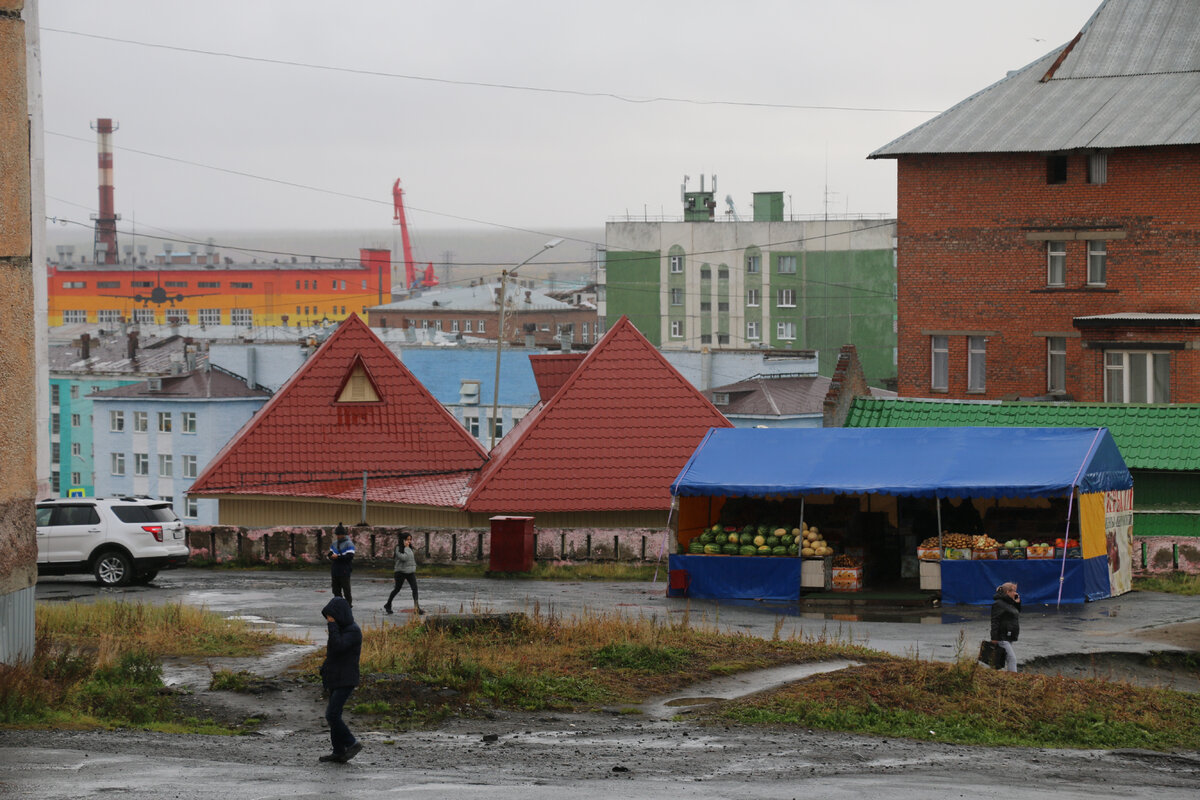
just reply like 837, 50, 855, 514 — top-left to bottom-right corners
895, 147, 1200, 400
822, 344, 870, 427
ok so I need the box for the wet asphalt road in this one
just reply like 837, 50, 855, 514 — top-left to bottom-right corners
4, 568, 1199, 799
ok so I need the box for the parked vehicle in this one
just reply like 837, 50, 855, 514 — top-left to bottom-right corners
35, 497, 190, 587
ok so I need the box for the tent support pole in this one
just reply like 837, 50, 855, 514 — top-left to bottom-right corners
936, 497, 943, 549
800, 497, 805, 530
1056, 489, 1077, 607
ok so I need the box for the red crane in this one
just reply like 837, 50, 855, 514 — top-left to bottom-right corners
392, 179, 439, 290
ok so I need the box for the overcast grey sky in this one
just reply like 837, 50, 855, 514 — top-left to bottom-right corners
38, 0, 1102, 238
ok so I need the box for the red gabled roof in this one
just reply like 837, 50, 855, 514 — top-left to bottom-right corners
528, 353, 586, 402
189, 314, 488, 504
462, 316, 732, 513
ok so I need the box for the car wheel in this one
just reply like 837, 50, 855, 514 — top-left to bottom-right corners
93, 551, 133, 587
134, 570, 158, 584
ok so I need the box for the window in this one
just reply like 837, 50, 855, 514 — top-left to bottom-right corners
435, 320, 443, 331
295, 280, 301, 290
111, 452, 125, 475
70, 385, 79, 400
746, 254, 761, 274
717, 267, 729, 279
1087, 240, 1107, 285
700, 333, 712, 344
1105, 351, 1170, 403
51, 414, 59, 434
967, 336, 987, 392
451, 320, 460, 333
777, 255, 797, 274
158, 412, 172, 433
199, 308, 221, 326
198, 281, 220, 288
51, 442, 60, 463
489, 417, 504, 440
717, 333, 730, 344
1047, 154, 1068, 184
1087, 152, 1107, 185
1047, 337, 1067, 393
582, 323, 589, 343
931, 336, 949, 391
669, 255, 684, 273
231, 308, 253, 326
777, 322, 796, 340
718, 302, 729, 312
464, 320, 473, 333
62, 310, 87, 324
62, 281, 86, 289
131, 280, 154, 288
71, 442, 81, 457
1047, 241, 1066, 286
712, 392, 729, 406
51, 384, 60, 405
466, 416, 480, 437
91, 385, 100, 395
746, 321, 760, 340
97, 280, 120, 289
477, 320, 485, 334
670, 320, 683, 338
71, 413, 81, 428
71, 471, 81, 486
186, 496, 199, 518
182, 454, 198, 478
180, 411, 195, 433
231, 281, 252, 289
670, 288, 683, 306
361, 280, 367, 290
133, 411, 148, 432
746, 289, 760, 307
777, 289, 796, 307
304, 280, 310, 290
165, 281, 187, 288
700, 301, 711, 312
98, 309, 121, 324
133, 308, 155, 324
158, 454, 173, 477
700, 268, 711, 280
159, 495, 173, 505
134, 453, 149, 476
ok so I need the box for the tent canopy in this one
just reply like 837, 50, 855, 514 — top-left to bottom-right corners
671, 427, 1132, 500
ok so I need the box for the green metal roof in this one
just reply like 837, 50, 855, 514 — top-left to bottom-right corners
844, 399, 1200, 472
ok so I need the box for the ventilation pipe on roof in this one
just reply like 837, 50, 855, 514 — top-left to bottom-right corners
127, 331, 138, 360
79, 332, 91, 360
524, 290, 532, 303
700, 346, 712, 391
246, 346, 257, 390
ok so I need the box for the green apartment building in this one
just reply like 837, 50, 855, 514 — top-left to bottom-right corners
603, 190, 897, 387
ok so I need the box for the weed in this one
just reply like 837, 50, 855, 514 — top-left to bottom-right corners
1134, 573, 1200, 596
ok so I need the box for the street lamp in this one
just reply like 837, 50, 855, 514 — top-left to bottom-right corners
489, 238, 563, 449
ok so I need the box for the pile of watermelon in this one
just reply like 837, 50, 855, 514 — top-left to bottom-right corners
686, 523, 802, 556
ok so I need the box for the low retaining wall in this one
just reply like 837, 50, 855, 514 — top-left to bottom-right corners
184, 525, 673, 567
1134, 536, 1200, 575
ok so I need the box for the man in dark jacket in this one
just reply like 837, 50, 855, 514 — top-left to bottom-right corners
318, 597, 362, 762
328, 522, 355, 607
989, 582, 1021, 672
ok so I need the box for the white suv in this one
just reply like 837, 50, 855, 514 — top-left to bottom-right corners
36, 497, 190, 587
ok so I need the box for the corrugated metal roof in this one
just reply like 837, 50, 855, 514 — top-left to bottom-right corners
844, 397, 1200, 471
871, 0, 1200, 157
711, 375, 832, 417
372, 283, 572, 313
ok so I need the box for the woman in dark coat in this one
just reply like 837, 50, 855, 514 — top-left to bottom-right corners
990, 582, 1021, 672
318, 597, 362, 762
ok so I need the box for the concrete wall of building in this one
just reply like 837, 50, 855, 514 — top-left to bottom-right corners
0, 0, 36, 663
49, 377, 139, 496
895, 147, 1200, 400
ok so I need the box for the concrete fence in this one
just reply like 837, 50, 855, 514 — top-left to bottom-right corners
184, 525, 674, 567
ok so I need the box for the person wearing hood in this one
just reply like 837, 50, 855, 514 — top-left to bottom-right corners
328, 522, 355, 607
990, 582, 1021, 672
318, 597, 363, 762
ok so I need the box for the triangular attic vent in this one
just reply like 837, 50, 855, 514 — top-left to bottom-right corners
336, 357, 381, 403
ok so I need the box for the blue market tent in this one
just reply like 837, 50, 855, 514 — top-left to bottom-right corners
669, 427, 1134, 605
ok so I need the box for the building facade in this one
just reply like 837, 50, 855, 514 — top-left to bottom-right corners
871, 0, 1200, 402
603, 207, 897, 388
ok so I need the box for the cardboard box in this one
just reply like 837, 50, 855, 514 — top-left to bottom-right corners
1064, 546, 1082, 559
831, 566, 863, 592
998, 547, 1026, 560
919, 560, 941, 591
942, 547, 972, 561
1026, 545, 1055, 559
801, 557, 831, 590
972, 547, 999, 560
916, 546, 941, 562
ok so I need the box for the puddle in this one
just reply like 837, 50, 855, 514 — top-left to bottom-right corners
640, 659, 859, 718
161, 642, 320, 690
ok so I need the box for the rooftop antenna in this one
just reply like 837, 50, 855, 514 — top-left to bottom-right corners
724, 194, 739, 221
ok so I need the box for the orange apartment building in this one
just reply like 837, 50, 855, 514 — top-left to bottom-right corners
47, 248, 392, 328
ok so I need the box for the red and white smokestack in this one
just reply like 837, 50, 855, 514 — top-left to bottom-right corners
91, 118, 121, 265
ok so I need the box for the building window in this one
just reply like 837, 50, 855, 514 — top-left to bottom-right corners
712, 392, 729, 406
670, 288, 683, 306
777, 289, 796, 307
746, 254, 760, 274
1047, 337, 1067, 394
718, 301, 729, 312
717, 333, 730, 344
71, 413, 81, 428
133, 308, 155, 324
70, 384, 79, 399
133, 411, 148, 432
776, 322, 796, 340
435, 320, 444, 331
198, 281, 220, 288
1087, 152, 1108, 185
71, 442, 81, 457
699, 267, 711, 280
134, 453, 149, 476
63, 310, 87, 324
231, 281, 253, 289
451, 320, 460, 333
1047, 154, 1068, 184
71, 471, 81, 486
97, 280, 119, 289
699, 333, 712, 344
51, 442, 60, 463
185, 496, 199, 518
361, 280, 368, 290
1105, 351, 1170, 403
165, 281, 188, 288
51, 414, 59, 434
231, 308, 253, 326
931, 335, 949, 391
717, 267, 729, 279
582, 323, 589, 343
669, 255, 684, 273
1047, 241, 1066, 287
700, 301, 711, 312
747, 321, 760, 340
967, 336, 987, 392
51, 384, 60, 405
131, 280, 154, 288
97, 309, 121, 324
746, 289, 760, 307
159, 495, 173, 506
158, 412, 172, 432
478, 320, 486, 334
182, 454, 198, 478
489, 417, 503, 441
158, 454, 173, 477
464, 320, 473, 333
670, 320, 683, 338
182, 412, 196, 433
111, 452, 125, 475
466, 416, 480, 437
777, 255, 797, 274
199, 308, 221, 326
1087, 240, 1107, 286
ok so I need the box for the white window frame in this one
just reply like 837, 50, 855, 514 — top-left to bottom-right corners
71, 471, 82, 486
670, 320, 683, 338
111, 452, 125, 476
746, 321, 760, 340
1104, 350, 1170, 403
746, 254, 761, 274
158, 412, 172, 433
776, 321, 796, 341
71, 413, 81, 428
670, 288, 684, 306
231, 308, 253, 326
1087, 240, 1107, 286
182, 454, 198, 479
110, 410, 125, 432
669, 254, 684, 274
777, 255, 797, 274
199, 308, 221, 326
777, 289, 796, 308
746, 288, 760, 307
464, 320, 473, 333
71, 442, 81, 457
133, 411, 148, 432
158, 454, 173, 478
182, 411, 196, 433
133, 308, 155, 324
1047, 241, 1066, 287
185, 496, 199, 518
931, 335, 949, 391
1047, 337, 1067, 394
134, 453, 149, 476
967, 336, 987, 393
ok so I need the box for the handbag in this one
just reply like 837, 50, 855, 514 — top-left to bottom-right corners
978, 639, 1006, 670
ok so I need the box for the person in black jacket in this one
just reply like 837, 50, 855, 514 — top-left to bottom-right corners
990, 582, 1021, 672
328, 522, 355, 607
318, 597, 363, 762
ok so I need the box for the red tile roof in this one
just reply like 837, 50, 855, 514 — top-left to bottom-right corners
463, 316, 732, 513
529, 353, 586, 402
189, 314, 488, 504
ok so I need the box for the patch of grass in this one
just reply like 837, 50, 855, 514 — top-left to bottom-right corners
1134, 572, 1200, 596
706, 658, 1200, 750
209, 670, 255, 692
352, 700, 392, 714
589, 643, 692, 672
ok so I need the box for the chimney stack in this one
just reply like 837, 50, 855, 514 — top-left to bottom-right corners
127, 330, 138, 360
80, 332, 91, 360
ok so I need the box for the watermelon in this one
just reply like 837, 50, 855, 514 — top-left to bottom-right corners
741, 524, 755, 537
766, 536, 780, 548
757, 545, 771, 554
699, 531, 713, 544
727, 532, 740, 545
722, 543, 739, 555
703, 543, 722, 555
772, 546, 787, 556
739, 545, 758, 556
781, 534, 793, 547
757, 525, 769, 536
711, 524, 723, 535
753, 535, 766, 547
688, 541, 704, 554
788, 544, 799, 556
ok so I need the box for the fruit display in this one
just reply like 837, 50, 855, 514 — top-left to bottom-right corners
685, 521, 806, 557
971, 535, 1001, 550
832, 554, 860, 568
799, 525, 832, 558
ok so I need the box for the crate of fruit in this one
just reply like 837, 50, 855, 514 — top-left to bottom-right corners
942, 547, 972, 561
831, 566, 862, 592
998, 547, 1026, 560
1026, 544, 1055, 559
917, 546, 941, 561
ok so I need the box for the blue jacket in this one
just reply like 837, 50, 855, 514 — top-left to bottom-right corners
329, 535, 355, 578
319, 597, 361, 689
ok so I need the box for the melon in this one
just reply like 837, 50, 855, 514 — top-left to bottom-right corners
703, 543, 722, 555
772, 546, 787, 556
727, 532, 740, 544
773, 528, 787, 538
757, 545, 771, 554
791, 527, 802, 537
753, 535, 766, 547
688, 541, 705, 554
711, 524, 722, 535
766, 536, 780, 548
722, 543, 739, 555
739, 545, 758, 556
801, 547, 814, 557
788, 544, 799, 556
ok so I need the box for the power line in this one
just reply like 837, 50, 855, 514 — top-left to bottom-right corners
41, 27, 942, 115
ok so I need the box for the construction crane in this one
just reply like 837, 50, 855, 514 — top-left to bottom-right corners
391, 179, 439, 290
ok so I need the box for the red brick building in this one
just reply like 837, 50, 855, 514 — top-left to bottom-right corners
871, 0, 1200, 403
